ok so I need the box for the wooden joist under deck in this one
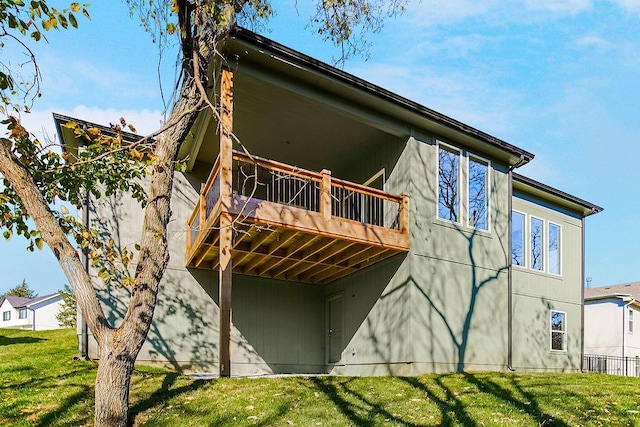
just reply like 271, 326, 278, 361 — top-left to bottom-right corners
186, 195, 409, 285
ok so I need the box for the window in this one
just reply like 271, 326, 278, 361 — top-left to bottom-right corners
468, 157, 489, 230
511, 211, 525, 266
531, 217, 544, 271
18, 308, 27, 319
548, 223, 561, 275
438, 146, 460, 222
550, 310, 567, 351
630, 309, 634, 334
437, 142, 491, 229
513, 212, 563, 275
2, 311, 10, 321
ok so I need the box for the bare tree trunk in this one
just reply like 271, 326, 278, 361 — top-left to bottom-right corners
94, 336, 136, 427
2, 3, 246, 426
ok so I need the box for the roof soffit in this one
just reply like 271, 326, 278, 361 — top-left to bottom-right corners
222, 29, 534, 167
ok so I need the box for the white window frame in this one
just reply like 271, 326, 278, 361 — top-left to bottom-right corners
2, 311, 10, 321
530, 216, 544, 272
511, 210, 527, 268
548, 222, 561, 275
550, 310, 567, 352
18, 308, 27, 320
629, 309, 634, 334
436, 141, 491, 232
437, 142, 462, 224
467, 154, 491, 232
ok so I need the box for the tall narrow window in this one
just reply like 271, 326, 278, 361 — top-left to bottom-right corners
550, 310, 567, 351
2, 311, 10, 321
468, 157, 489, 230
548, 223, 561, 275
18, 308, 27, 319
438, 146, 460, 222
512, 211, 525, 266
531, 217, 544, 271
630, 309, 634, 334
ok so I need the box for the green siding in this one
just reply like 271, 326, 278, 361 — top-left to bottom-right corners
511, 193, 584, 371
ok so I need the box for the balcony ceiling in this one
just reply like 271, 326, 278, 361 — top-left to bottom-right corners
195, 70, 396, 175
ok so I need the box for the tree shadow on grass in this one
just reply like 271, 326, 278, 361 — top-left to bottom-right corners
129, 371, 210, 423
463, 373, 570, 426
36, 385, 93, 427
1, 362, 95, 391
311, 377, 415, 426
0, 335, 46, 346
401, 376, 476, 426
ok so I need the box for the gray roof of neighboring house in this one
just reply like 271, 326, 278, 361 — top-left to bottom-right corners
1, 293, 59, 309
3, 295, 30, 307
585, 282, 640, 301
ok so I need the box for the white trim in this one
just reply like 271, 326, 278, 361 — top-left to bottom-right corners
530, 216, 544, 272
362, 168, 385, 188
547, 222, 561, 276
467, 154, 491, 232
436, 141, 462, 224
511, 209, 527, 268
25, 293, 60, 307
550, 310, 568, 352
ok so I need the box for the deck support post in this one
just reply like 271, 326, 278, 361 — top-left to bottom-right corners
321, 169, 332, 221
219, 67, 234, 377
399, 193, 409, 234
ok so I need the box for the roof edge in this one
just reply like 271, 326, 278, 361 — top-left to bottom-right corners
229, 27, 535, 167
513, 173, 603, 217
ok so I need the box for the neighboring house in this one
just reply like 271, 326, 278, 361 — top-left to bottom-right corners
0, 293, 64, 330
54, 27, 602, 377
584, 282, 640, 359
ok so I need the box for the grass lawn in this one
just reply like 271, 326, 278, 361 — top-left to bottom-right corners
2, 328, 640, 426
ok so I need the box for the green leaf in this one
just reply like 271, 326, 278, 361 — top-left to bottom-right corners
3, 230, 12, 241
82, 8, 90, 20
35, 237, 43, 250
68, 12, 77, 28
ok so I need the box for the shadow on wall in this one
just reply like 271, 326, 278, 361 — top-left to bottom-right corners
406, 143, 509, 372
89, 190, 219, 371
230, 275, 326, 374
512, 297, 577, 371
146, 268, 218, 371
94, 268, 219, 372
329, 255, 411, 376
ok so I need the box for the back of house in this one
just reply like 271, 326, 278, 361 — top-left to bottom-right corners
55, 27, 601, 376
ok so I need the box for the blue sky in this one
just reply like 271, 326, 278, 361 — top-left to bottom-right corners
1, 0, 638, 295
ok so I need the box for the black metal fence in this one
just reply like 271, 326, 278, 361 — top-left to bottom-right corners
583, 354, 640, 377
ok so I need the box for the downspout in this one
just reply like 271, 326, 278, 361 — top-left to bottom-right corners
507, 155, 525, 371
580, 217, 585, 372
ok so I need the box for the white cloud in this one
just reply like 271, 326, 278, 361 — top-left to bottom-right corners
350, 62, 523, 137
400, 0, 498, 25
611, 0, 640, 12
518, 0, 594, 14
574, 35, 615, 52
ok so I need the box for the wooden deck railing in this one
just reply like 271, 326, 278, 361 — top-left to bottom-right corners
187, 150, 408, 255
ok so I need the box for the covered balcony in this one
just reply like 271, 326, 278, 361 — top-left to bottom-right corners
186, 149, 410, 285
